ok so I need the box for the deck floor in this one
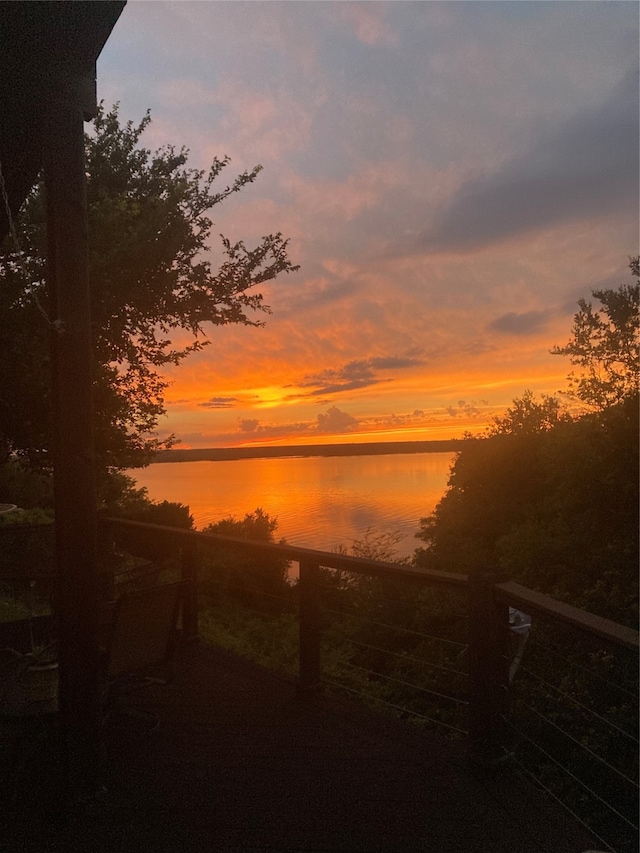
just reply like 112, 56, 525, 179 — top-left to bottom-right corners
2, 641, 596, 852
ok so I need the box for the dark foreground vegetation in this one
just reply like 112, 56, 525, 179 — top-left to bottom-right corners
415, 393, 638, 627
415, 258, 639, 630
0, 102, 298, 476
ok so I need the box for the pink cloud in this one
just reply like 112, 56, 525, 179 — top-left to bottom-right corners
208, 80, 314, 164
338, 4, 398, 46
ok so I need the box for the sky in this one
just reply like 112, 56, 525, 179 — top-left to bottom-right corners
98, 1, 639, 448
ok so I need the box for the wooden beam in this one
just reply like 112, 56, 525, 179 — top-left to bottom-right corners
102, 517, 469, 587
298, 560, 322, 697
44, 75, 101, 786
467, 570, 510, 766
495, 580, 639, 650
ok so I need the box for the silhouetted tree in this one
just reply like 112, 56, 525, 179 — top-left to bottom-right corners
414, 401, 638, 626
488, 389, 571, 436
414, 265, 639, 627
200, 509, 291, 603
551, 257, 639, 410
0, 104, 298, 473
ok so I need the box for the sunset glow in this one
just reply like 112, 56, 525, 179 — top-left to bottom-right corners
100, 2, 638, 449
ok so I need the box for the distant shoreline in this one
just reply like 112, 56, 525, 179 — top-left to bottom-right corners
153, 439, 460, 464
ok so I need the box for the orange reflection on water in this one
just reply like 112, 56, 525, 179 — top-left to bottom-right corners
131, 451, 455, 559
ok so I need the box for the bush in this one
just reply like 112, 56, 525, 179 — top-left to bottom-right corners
200, 509, 291, 608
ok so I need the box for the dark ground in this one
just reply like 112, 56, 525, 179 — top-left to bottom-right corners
1, 641, 597, 853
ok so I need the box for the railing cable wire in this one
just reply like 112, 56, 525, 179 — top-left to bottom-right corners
529, 638, 637, 700
341, 637, 468, 678
512, 699, 639, 789
211, 600, 296, 627
213, 580, 296, 609
340, 660, 468, 705
507, 750, 616, 853
311, 580, 468, 618
503, 716, 638, 832
324, 606, 467, 648
511, 660, 639, 744
324, 678, 468, 735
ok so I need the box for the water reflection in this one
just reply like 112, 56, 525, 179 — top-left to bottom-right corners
129, 451, 455, 559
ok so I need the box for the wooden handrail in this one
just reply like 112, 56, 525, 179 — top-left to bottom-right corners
102, 517, 639, 648
101, 517, 469, 586
495, 580, 639, 650
5, 517, 637, 653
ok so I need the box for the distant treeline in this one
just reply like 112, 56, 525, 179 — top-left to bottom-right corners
153, 440, 460, 464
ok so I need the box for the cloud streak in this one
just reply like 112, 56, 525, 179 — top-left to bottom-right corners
294, 354, 426, 398
99, 3, 638, 449
198, 397, 241, 409
487, 310, 551, 336
420, 66, 638, 253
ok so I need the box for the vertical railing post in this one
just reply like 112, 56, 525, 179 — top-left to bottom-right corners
44, 76, 102, 787
467, 569, 510, 767
298, 560, 321, 698
181, 537, 199, 642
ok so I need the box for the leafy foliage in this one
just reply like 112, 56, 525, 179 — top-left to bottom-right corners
414, 265, 639, 628
551, 257, 639, 410
488, 389, 571, 436
415, 396, 638, 626
198, 601, 299, 678
0, 103, 299, 471
0, 459, 53, 510
200, 509, 291, 605
345, 527, 410, 563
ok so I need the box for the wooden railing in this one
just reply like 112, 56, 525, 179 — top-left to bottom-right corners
2, 517, 637, 850
100, 518, 466, 674
101, 518, 638, 747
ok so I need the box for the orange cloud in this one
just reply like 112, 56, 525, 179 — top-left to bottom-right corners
100, 3, 637, 453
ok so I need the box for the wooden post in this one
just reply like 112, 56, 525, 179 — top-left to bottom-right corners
298, 560, 321, 698
44, 75, 101, 786
181, 539, 199, 641
467, 569, 510, 767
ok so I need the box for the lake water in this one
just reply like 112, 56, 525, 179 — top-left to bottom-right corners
129, 451, 455, 559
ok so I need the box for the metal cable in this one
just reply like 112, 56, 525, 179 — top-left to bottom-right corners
512, 698, 639, 789
340, 637, 468, 677
324, 606, 467, 648
530, 637, 637, 700
503, 716, 638, 832
311, 579, 468, 618
414, 606, 468, 621
507, 750, 616, 853
330, 589, 468, 619
324, 678, 468, 735
339, 660, 468, 705
512, 661, 639, 744
114, 562, 177, 585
